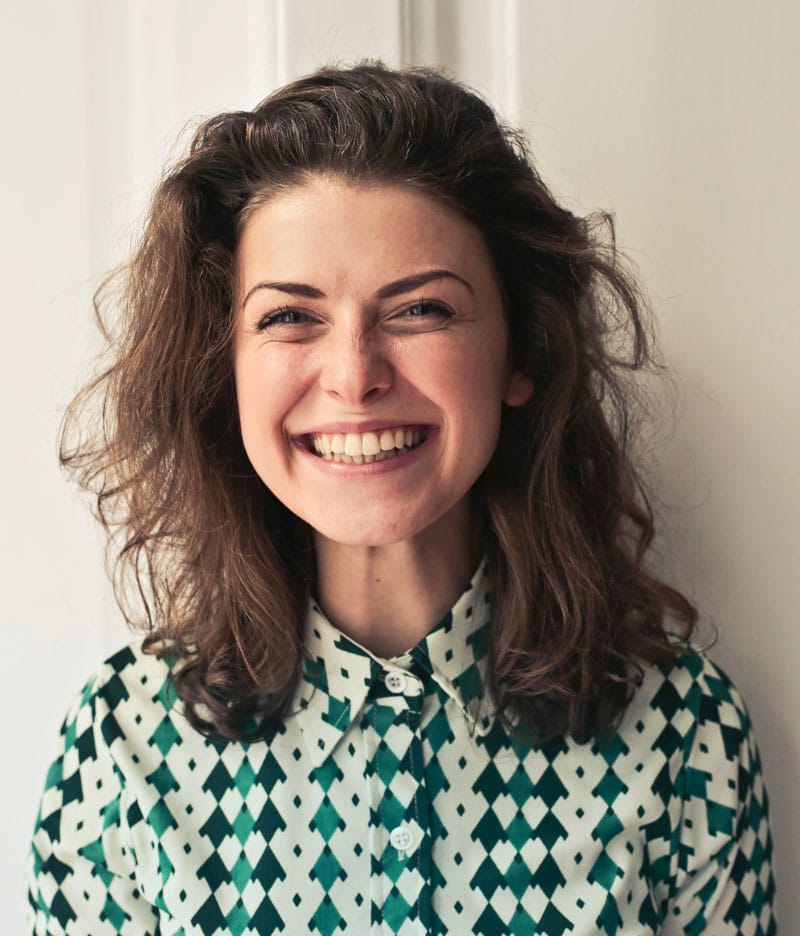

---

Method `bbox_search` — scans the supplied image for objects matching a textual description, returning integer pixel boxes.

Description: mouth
[304,426,429,464]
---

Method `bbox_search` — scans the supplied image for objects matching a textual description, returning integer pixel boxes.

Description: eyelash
[255,306,309,331]
[401,299,451,319]
[254,298,452,332]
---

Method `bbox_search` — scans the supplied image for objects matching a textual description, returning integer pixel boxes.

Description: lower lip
[296,430,437,476]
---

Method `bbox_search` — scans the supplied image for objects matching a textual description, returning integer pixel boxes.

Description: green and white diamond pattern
[29,564,776,934]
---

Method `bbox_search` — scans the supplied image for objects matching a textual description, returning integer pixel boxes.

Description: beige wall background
[3,1,796,928]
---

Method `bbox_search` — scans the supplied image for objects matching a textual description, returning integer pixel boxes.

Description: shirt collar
[291,560,494,768]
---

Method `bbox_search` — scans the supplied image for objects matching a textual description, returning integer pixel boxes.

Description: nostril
[319,344,394,403]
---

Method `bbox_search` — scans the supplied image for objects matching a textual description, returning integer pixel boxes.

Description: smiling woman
[234,181,531,571]
[233,180,533,656]
[28,64,776,934]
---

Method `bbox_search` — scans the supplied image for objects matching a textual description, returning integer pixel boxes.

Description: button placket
[363,668,431,934]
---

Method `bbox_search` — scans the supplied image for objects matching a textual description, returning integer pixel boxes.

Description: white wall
[507,6,799,912]
[4,1,795,928]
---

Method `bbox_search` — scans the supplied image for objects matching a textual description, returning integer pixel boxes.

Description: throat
[312,531,475,658]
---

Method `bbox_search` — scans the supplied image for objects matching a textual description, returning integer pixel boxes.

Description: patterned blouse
[28,563,776,934]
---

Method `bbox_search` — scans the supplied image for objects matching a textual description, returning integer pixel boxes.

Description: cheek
[431,354,508,465]
[235,347,289,415]
[233,362,260,436]
[438,341,510,411]
[234,357,282,455]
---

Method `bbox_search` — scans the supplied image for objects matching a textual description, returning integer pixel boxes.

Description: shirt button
[384,671,407,694]
[389,824,414,851]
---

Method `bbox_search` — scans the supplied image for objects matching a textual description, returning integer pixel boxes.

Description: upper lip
[294,420,433,436]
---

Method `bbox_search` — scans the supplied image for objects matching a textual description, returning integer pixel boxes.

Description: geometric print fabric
[29,562,776,934]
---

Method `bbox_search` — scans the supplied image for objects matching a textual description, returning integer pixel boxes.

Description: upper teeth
[312,427,421,459]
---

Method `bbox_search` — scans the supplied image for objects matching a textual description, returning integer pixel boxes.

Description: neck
[313,503,477,658]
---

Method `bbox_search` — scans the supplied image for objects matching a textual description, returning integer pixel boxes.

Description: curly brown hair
[62,62,696,743]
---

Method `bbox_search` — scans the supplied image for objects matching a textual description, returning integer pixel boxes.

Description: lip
[295,420,433,437]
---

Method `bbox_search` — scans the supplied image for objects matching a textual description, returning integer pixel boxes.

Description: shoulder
[29,641,177,932]
[69,638,176,708]
[626,645,754,743]
[34,640,190,840]
[620,646,768,825]
[615,655,776,930]
[59,639,181,755]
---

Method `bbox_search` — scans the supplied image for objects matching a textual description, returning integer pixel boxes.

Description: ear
[503,370,534,407]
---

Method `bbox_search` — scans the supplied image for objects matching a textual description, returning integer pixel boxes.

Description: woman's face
[233,177,533,549]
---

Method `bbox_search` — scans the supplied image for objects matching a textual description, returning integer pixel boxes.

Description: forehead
[235,177,497,297]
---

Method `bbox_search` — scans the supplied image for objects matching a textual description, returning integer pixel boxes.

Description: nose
[318,327,393,405]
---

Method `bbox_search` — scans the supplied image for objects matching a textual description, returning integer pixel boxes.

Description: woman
[28,63,776,934]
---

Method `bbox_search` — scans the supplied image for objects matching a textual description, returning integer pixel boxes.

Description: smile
[308,426,427,464]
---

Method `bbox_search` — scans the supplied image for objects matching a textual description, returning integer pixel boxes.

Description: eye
[389,299,454,332]
[256,307,311,331]
[402,299,450,318]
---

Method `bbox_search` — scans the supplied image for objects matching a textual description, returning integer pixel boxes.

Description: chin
[314,525,423,550]
[308,499,469,552]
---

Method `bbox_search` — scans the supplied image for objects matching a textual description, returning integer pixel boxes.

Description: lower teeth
[317,443,421,463]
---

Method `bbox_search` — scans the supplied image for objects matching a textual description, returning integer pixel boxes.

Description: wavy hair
[62,62,696,743]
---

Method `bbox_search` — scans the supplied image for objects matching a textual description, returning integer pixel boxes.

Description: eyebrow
[240,269,473,310]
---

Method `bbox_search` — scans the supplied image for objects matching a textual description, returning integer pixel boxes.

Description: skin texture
[234,178,533,656]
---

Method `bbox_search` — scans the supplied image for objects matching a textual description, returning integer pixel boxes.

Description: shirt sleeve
[659,658,777,936]
[27,673,160,935]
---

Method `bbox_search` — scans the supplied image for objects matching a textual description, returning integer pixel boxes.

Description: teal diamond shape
[383,887,412,931]
[225,898,250,936]
[232,852,253,893]
[313,798,342,842]
[374,745,401,785]
[234,759,256,795]
[310,894,344,936]
[151,717,181,757]
[233,806,255,844]
[312,845,344,891]
[506,812,533,850]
